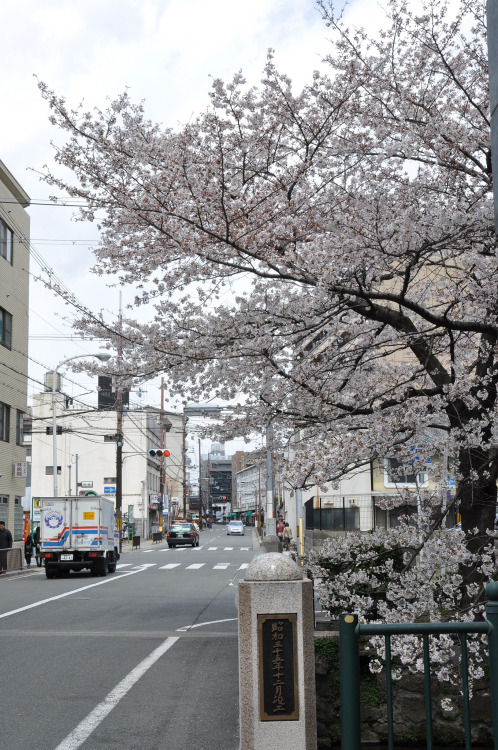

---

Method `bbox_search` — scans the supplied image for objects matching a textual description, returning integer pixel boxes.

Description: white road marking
[186,563,205,569]
[224,547,234,551]
[133,563,156,569]
[159,563,181,570]
[53,637,178,750]
[208,547,218,550]
[176,618,237,632]
[238,563,249,570]
[213,563,230,570]
[241,547,250,551]
[0,569,142,620]
[116,563,133,569]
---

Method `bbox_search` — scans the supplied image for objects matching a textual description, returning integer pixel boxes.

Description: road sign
[104,486,116,495]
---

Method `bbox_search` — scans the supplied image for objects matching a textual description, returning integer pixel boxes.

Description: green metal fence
[339,581,498,750]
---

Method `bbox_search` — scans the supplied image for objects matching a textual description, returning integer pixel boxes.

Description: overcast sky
[1,0,372,452]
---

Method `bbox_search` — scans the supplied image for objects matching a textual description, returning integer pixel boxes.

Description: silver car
[227,520,245,535]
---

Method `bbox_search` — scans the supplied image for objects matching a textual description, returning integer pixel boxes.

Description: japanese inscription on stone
[258,614,299,721]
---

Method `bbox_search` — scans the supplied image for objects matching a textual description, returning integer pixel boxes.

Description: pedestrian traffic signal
[149,449,170,457]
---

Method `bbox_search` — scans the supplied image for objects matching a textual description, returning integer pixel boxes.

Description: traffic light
[149,449,170,457]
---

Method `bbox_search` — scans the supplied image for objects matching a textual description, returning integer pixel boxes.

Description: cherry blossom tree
[38,0,496,600]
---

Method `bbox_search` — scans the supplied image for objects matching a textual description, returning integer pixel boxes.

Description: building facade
[29,378,183,537]
[0,160,30,540]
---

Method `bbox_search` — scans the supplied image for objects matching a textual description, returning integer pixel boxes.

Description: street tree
[38,0,496,599]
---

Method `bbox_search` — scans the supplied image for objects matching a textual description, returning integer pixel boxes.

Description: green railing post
[485,581,498,750]
[340,613,361,750]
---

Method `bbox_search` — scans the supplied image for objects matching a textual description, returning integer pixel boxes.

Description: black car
[166,523,199,548]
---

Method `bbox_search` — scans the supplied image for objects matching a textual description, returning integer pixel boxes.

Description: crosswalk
[143,546,251,552]
[117,562,250,572]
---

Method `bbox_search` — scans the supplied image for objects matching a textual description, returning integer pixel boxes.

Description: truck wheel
[99,557,108,577]
[45,565,56,579]
[108,553,117,573]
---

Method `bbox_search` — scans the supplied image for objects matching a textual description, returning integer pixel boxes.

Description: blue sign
[104,486,116,495]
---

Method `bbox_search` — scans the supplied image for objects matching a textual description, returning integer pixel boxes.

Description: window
[384,457,428,488]
[14,497,21,506]
[0,308,12,349]
[16,410,24,445]
[46,426,62,435]
[103,476,117,483]
[0,403,10,442]
[45,466,61,475]
[0,496,8,505]
[0,219,13,264]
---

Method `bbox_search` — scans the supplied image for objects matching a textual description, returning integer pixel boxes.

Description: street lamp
[52,353,111,497]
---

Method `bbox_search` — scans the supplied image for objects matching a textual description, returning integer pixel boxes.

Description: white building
[234,463,264,524]
[29,377,183,537]
[0,160,30,540]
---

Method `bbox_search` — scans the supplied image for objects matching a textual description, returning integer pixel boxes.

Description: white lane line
[238,563,249,570]
[133,563,157,569]
[159,563,181,570]
[116,563,133,569]
[53,637,178,750]
[213,563,230,570]
[0,569,142,620]
[207,547,218,550]
[241,547,250,551]
[176,618,237,632]
[224,547,234,551]
[186,563,205,569]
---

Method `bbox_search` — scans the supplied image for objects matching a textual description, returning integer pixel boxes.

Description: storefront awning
[245,510,254,516]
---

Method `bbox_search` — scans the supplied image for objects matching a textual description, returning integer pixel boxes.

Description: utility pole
[115,294,123,553]
[265,423,275,535]
[160,377,165,532]
[198,438,202,522]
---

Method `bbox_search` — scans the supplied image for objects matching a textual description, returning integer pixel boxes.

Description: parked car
[227,520,245,536]
[167,523,200,548]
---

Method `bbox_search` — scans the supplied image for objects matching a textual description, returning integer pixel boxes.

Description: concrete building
[0,160,30,540]
[29,378,183,537]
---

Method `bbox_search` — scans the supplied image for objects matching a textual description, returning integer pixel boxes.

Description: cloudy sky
[1,0,370,448]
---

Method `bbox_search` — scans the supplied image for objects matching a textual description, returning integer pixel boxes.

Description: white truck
[39,496,120,579]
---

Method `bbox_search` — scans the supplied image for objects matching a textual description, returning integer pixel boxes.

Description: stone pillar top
[244,551,304,581]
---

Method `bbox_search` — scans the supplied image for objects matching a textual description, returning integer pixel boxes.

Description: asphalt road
[0,526,258,750]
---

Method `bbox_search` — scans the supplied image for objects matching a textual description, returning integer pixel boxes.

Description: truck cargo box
[39,496,119,578]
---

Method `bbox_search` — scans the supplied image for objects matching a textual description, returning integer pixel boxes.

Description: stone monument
[238,552,317,749]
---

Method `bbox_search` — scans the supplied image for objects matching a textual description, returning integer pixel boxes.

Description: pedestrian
[0,520,13,575]
[276,516,285,543]
[33,526,42,567]
[24,534,33,568]
[282,522,293,551]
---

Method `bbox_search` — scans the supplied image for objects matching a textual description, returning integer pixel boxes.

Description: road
[0,526,257,750]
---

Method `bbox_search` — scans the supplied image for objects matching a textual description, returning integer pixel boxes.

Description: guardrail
[339,581,498,750]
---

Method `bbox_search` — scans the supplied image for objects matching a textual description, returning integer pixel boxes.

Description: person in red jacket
[276,517,285,542]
